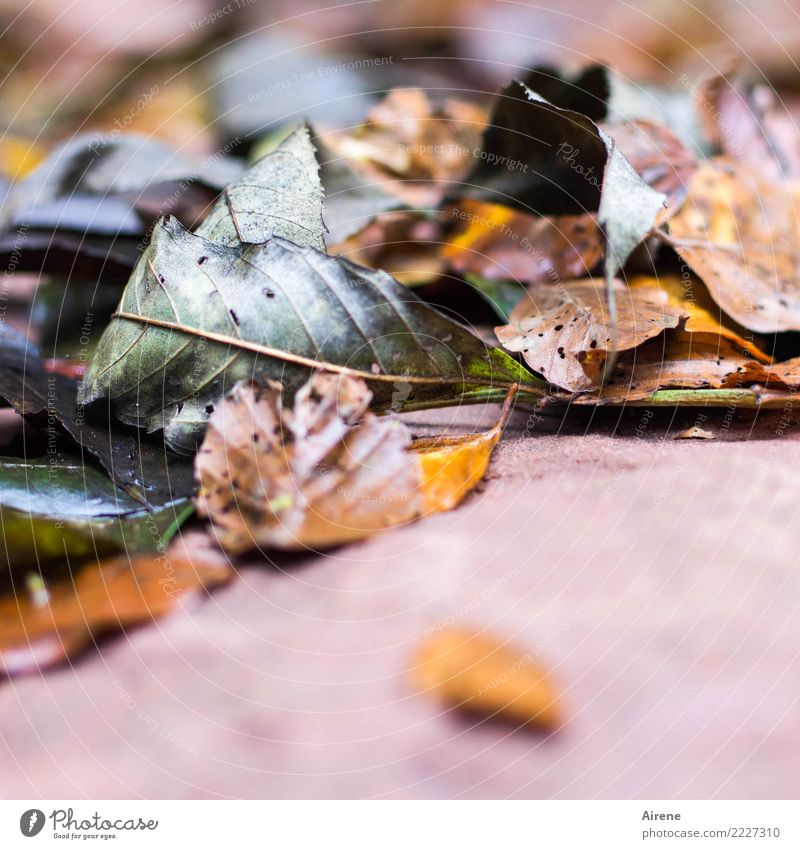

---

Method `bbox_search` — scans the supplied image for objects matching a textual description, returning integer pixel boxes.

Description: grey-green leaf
[194,124,325,250]
[80,217,542,454]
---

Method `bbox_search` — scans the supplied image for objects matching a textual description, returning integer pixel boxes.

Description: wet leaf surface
[0,455,190,570]
[0,324,195,504]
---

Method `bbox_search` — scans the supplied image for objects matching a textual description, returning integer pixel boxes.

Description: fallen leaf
[316,132,407,246]
[0,133,241,279]
[455,80,666,292]
[600,119,698,220]
[697,72,800,179]
[411,629,561,731]
[320,88,487,207]
[442,199,603,285]
[0,532,231,677]
[80,216,541,454]
[673,426,715,440]
[572,333,774,404]
[627,274,771,362]
[664,159,800,332]
[412,384,517,512]
[495,278,687,391]
[329,212,445,285]
[463,275,529,322]
[195,125,325,250]
[0,324,196,504]
[0,455,191,570]
[195,374,516,552]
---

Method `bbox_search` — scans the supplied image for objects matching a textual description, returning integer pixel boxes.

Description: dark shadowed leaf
[457,80,665,309]
[0,324,195,504]
[0,455,190,571]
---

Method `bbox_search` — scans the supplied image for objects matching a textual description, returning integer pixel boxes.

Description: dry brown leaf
[573,333,772,403]
[442,199,602,284]
[666,159,800,332]
[673,426,715,440]
[697,73,800,180]
[601,119,698,221]
[0,532,231,677]
[573,332,775,404]
[329,212,445,285]
[495,278,687,391]
[196,374,515,553]
[320,89,487,207]
[412,629,561,731]
[627,274,772,362]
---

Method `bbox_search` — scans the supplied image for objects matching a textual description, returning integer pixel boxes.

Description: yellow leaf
[413,385,516,513]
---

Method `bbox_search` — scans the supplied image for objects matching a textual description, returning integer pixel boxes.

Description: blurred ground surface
[1,402,799,799]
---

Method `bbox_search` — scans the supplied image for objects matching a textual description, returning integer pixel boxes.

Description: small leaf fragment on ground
[411,629,562,731]
[673,426,715,440]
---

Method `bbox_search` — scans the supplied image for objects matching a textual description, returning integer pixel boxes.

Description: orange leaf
[412,629,562,731]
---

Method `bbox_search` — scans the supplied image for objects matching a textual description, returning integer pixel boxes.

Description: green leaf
[0,455,189,570]
[80,217,543,454]
[195,124,325,250]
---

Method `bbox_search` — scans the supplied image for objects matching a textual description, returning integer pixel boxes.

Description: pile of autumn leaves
[6,64,800,699]
[190,69,800,554]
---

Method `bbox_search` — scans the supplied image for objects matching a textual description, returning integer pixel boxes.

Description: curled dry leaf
[320,88,487,207]
[0,532,232,677]
[665,159,800,333]
[411,629,561,731]
[442,199,603,285]
[627,274,771,362]
[195,374,515,553]
[495,278,687,391]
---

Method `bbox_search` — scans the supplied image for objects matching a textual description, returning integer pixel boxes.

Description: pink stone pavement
[2,403,799,799]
